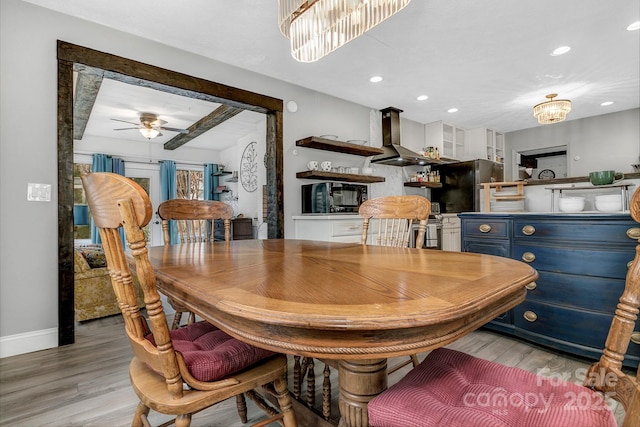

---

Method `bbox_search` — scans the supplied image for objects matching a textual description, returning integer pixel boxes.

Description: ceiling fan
[111,112,189,140]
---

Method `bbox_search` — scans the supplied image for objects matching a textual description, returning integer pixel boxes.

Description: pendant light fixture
[278,0,411,63]
[533,93,572,124]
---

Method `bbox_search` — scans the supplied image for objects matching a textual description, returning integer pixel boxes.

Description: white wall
[505,109,640,179]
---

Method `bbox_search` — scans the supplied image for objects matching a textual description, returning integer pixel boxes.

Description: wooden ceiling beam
[164,104,244,150]
[73,66,104,140]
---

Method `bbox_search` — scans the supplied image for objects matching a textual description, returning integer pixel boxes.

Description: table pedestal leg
[337,358,387,427]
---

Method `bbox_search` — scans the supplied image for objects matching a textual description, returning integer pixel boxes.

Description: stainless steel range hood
[370,107,433,167]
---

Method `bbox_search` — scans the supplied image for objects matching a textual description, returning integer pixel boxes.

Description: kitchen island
[459,211,639,368]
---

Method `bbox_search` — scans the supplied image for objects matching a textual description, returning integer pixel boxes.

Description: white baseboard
[0,327,58,358]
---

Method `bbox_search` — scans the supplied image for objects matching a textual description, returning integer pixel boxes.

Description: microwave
[301,183,368,214]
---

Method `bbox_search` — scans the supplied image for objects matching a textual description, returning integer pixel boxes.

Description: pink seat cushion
[145,321,275,382]
[368,348,616,427]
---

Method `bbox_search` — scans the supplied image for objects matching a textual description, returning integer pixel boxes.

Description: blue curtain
[90,154,113,243]
[160,160,178,244]
[90,154,126,244]
[204,163,220,201]
[112,157,125,175]
[203,163,220,239]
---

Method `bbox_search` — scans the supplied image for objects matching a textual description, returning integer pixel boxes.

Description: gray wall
[505,108,640,179]
[0,0,376,356]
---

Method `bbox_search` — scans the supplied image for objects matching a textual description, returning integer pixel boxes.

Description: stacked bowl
[595,195,622,212]
[558,196,585,213]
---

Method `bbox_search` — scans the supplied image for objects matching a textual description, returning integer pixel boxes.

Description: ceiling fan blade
[151,119,167,126]
[160,126,189,134]
[110,118,140,126]
[113,127,139,131]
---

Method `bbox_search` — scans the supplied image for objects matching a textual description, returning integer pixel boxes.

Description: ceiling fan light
[533,93,572,124]
[139,127,160,139]
[279,0,411,63]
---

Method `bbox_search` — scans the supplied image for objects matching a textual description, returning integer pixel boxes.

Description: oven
[410,201,443,249]
[410,214,443,250]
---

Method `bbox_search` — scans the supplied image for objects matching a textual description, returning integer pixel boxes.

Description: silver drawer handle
[631,332,640,345]
[525,281,537,291]
[479,224,492,233]
[522,225,536,236]
[523,310,538,322]
[522,252,536,263]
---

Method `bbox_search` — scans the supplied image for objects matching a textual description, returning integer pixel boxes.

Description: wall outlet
[27,183,51,202]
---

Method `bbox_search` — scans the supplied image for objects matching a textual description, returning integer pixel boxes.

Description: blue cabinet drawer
[514,300,639,367]
[513,243,632,279]
[463,239,510,258]
[526,271,626,313]
[514,218,638,245]
[462,219,511,239]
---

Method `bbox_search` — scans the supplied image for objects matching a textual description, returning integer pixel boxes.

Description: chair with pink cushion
[81,172,297,427]
[368,188,640,427]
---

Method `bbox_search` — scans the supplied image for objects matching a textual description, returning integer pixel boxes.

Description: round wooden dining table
[144,239,538,427]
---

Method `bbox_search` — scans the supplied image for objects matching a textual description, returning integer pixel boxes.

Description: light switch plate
[27,183,52,202]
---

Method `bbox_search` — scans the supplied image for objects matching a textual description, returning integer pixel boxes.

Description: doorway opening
[58,41,284,345]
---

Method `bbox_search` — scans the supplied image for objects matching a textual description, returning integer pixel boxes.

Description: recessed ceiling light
[417,95,429,101]
[551,46,571,56]
[447,108,458,113]
[369,76,383,83]
[601,101,614,106]
[627,21,640,31]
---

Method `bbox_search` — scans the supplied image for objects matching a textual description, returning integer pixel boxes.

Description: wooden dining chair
[157,199,233,329]
[81,172,296,427]
[293,195,431,422]
[359,195,430,250]
[368,190,640,427]
[360,195,431,372]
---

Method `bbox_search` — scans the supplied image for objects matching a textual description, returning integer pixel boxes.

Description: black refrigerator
[431,159,504,213]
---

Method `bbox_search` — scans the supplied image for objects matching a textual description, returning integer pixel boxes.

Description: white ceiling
[81,77,265,149]
[25,0,640,145]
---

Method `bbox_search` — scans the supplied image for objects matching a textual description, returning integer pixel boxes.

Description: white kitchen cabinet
[424,121,466,161]
[293,215,363,243]
[441,214,461,252]
[467,128,504,163]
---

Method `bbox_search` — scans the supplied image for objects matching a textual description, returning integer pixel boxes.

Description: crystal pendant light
[278,0,411,63]
[533,94,572,124]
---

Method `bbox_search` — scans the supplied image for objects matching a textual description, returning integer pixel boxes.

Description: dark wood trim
[58,41,282,113]
[57,40,284,345]
[58,58,75,346]
[164,104,244,150]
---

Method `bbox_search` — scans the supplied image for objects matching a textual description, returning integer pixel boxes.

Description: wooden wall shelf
[404,182,443,189]
[296,171,385,183]
[296,136,384,157]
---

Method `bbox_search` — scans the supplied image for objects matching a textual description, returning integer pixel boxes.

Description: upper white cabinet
[467,128,505,163]
[424,121,466,161]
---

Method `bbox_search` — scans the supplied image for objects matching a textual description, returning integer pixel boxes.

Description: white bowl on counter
[558,196,585,212]
[595,194,622,212]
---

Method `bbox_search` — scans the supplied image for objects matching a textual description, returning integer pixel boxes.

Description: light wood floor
[0,315,630,426]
